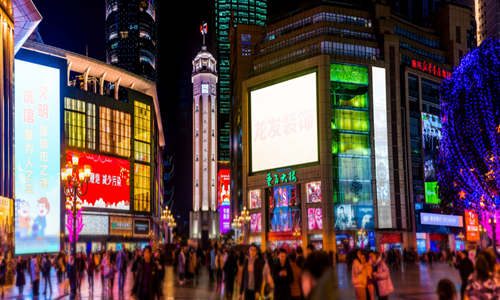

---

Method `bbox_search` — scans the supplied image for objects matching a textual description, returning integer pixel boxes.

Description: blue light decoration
[437,38,500,242]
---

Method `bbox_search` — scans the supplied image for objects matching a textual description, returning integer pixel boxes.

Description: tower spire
[200,22,207,49]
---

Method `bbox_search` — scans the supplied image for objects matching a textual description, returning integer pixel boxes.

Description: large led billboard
[422,113,442,204]
[217,169,230,208]
[14,59,61,254]
[219,203,231,234]
[250,72,318,172]
[66,151,130,210]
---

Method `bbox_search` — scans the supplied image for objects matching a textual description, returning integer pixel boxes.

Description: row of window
[321,41,379,59]
[265,12,372,41]
[400,42,445,64]
[394,26,440,49]
[64,98,152,162]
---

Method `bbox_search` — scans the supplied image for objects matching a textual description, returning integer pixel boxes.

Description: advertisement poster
[307,208,323,230]
[334,204,356,230]
[422,113,442,204]
[14,59,61,254]
[218,169,230,208]
[465,210,480,241]
[65,214,108,236]
[356,206,374,229]
[250,213,262,233]
[219,203,231,234]
[66,151,130,210]
[268,185,300,232]
[306,181,322,203]
[356,230,375,250]
[249,190,261,209]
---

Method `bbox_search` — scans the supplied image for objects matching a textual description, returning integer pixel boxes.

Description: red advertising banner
[66,151,130,210]
[218,169,230,208]
[465,210,480,242]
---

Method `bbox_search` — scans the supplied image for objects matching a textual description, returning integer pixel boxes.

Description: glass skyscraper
[214,0,267,162]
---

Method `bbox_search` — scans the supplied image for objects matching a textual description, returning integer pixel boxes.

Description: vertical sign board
[372,66,392,228]
[14,59,61,254]
[465,210,480,242]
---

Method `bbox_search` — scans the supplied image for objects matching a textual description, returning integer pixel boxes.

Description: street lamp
[231,215,242,243]
[61,153,91,256]
[161,207,177,243]
[240,207,251,244]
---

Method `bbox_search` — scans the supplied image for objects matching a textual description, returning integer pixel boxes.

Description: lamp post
[161,207,177,243]
[61,153,91,256]
[241,207,251,244]
[231,215,241,243]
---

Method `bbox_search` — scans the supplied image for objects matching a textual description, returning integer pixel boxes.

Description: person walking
[209,247,216,282]
[41,254,52,295]
[352,250,368,300]
[153,249,165,300]
[223,249,238,300]
[30,255,40,297]
[454,250,474,300]
[76,253,85,294]
[289,251,303,300]
[103,254,116,298]
[437,279,457,300]
[15,256,26,297]
[67,254,77,300]
[370,251,393,300]
[87,253,95,294]
[0,253,6,298]
[178,245,186,285]
[215,249,224,292]
[116,248,128,292]
[240,244,264,300]
[465,249,500,300]
[132,246,159,300]
[272,248,293,300]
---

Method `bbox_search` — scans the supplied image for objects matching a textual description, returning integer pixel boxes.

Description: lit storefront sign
[268,185,300,232]
[14,58,61,255]
[306,181,321,203]
[66,151,130,210]
[219,203,230,234]
[250,213,262,233]
[134,219,150,236]
[307,208,323,230]
[411,59,451,79]
[217,169,230,208]
[65,214,108,236]
[372,66,392,228]
[266,170,297,187]
[422,113,442,204]
[109,216,132,236]
[249,190,262,209]
[465,210,480,241]
[420,212,463,227]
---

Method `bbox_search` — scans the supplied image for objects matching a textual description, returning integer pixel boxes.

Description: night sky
[32,0,300,230]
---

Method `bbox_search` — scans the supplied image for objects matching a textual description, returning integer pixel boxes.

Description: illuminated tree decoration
[437,38,500,241]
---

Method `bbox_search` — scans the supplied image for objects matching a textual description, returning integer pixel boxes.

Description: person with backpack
[41,254,52,295]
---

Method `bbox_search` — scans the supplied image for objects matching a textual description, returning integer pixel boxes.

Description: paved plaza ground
[0,262,461,299]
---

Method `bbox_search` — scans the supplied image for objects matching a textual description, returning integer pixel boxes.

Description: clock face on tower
[202,84,209,94]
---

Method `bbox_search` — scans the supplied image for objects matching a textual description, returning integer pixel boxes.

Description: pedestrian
[301,251,338,300]
[41,254,52,295]
[56,252,66,284]
[178,245,186,285]
[366,253,375,300]
[153,249,165,300]
[76,253,85,293]
[261,251,274,300]
[117,248,128,292]
[223,249,238,300]
[0,253,6,298]
[188,248,197,283]
[215,249,224,292]
[30,255,40,297]
[87,253,95,293]
[67,254,77,300]
[209,247,216,282]
[465,249,500,300]
[369,251,394,300]
[437,278,457,300]
[15,256,26,297]
[272,248,293,300]
[103,253,116,298]
[454,250,474,300]
[352,250,368,300]
[132,246,159,300]
[288,251,302,300]
[240,244,264,300]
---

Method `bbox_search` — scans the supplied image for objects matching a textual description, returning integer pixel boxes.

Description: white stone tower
[190,24,219,240]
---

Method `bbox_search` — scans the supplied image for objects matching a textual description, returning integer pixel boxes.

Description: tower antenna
[200,22,207,47]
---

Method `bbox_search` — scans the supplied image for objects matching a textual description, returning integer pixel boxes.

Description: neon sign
[266,170,297,187]
[411,59,451,79]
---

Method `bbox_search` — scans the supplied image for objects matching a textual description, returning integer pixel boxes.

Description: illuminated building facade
[190,43,219,240]
[105,0,157,80]
[235,2,474,252]
[474,0,500,44]
[15,40,165,252]
[214,0,267,162]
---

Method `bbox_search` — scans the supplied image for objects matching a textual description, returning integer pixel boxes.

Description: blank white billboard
[250,72,318,173]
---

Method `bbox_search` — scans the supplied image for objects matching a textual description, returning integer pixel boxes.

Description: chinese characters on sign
[266,170,297,187]
[14,59,61,255]
[465,210,480,242]
[411,59,451,79]
[219,204,231,234]
[252,110,315,142]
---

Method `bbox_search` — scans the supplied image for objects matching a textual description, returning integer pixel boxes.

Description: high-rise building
[190,39,219,240]
[214,0,267,162]
[105,0,157,80]
[474,0,500,44]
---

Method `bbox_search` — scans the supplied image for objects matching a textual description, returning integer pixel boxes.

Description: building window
[134,101,151,163]
[134,163,150,212]
[99,107,131,157]
[242,48,251,56]
[108,32,118,40]
[456,26,461,44]
[119,31,129,38]
[110,55,118,63]
[64,98,96,150]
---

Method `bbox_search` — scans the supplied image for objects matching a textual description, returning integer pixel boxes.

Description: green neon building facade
[214,0,267,162]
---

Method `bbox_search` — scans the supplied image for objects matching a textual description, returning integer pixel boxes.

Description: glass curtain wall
[331,64,374,231]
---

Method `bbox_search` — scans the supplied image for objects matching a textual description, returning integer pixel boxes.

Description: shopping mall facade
[13,40,165,254]
[233,2,478,254]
